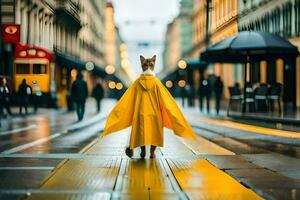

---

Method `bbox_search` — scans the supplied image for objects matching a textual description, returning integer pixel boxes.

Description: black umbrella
[201,31,299,63]
[200,31,299,113]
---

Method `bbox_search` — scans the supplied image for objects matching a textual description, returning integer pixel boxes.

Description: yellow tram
[13,44,56,106]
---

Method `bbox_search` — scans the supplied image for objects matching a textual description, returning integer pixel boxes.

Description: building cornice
[212,15,238,35]
[239,0,291,26]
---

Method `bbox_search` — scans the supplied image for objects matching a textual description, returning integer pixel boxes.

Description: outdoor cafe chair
[268,83,282,114]
[241,86,256,113]
[227,87,243,115]
[254,84,269,112]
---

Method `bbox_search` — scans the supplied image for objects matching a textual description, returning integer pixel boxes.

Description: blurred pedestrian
[180,86,187,107]
[198,76,211,113]
[0,77,12,117]
[18,79,32,115]
[32,80,42,113]
[214,76,223,115]
[66,91,74,111]
[71,72,88,121]
[188,85,195,107]
[92,80,104,113]
[184,84,193,107]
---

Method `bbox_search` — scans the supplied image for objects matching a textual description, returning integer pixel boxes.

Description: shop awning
[92,65,106,78]
[55,52,86,71]
[55,51,107,78]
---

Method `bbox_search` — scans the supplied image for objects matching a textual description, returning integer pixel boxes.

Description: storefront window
[16,64,30,74]
[33,64,47,74]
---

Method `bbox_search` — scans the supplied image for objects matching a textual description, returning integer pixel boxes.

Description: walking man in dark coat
[92,80,104,113]
[18,79,32,115]
[0,77,12,117]
[214,76,224,115]
[71,73,88,121]
[198,77,211,113]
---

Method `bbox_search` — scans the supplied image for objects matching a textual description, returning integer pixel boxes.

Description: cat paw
[125,147,133,158]
[140,151,146,159]
[150,153,156,159]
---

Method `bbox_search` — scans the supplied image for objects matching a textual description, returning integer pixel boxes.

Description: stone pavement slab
[258,189,300,200]
[243,153,300,171]
[22,130,263,200]
[204,155,260,170]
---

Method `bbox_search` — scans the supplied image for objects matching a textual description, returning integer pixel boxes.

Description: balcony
[54,0,81,31]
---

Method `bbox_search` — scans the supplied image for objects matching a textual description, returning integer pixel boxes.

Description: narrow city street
[1,0,300,199]
[0,99,299,200]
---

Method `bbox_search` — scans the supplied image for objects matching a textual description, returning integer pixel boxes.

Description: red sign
[2,24,20,43]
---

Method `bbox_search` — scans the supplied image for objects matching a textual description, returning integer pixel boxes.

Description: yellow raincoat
[102,74,196,149]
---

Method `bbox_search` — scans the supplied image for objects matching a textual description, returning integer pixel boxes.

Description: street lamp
[205,0,212,46]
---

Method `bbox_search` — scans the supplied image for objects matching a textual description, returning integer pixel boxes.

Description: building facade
[179,0,194,58]
[208,0,240,98]
[239,0,300,107]
[0,0,107,106]
[191,0,207,58]
[105,2,134,86]
[79,0,106,67]
[188,0,241,98]
[163,18,180,72]
[163,0,194,72]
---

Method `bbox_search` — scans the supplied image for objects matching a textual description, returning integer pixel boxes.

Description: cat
[125,55,157,159]
[140,55,156,71]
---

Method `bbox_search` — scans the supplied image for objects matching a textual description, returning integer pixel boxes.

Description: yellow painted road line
[121,159,177,199]
[189,115,300,139]
[168,159,264,200]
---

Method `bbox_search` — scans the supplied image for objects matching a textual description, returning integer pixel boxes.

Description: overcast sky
[111,0,180,76]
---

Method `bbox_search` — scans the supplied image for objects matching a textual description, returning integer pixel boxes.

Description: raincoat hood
[138,75,156,91]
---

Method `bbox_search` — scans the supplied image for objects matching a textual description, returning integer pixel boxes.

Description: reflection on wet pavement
[1,100,300,199]
[23,130,263,200]
[169,159,263,200]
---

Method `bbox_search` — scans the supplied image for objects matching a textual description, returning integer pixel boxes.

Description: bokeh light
[116,82,123,90]
[165,80,173,88]
[178,59,187,69]
[120,43,126,51]
[105,65,116,74]
[108,81,116,89]
[178,80,186,87]
[85,61,94,71]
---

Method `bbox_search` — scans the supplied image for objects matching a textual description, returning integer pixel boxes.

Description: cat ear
[140,55,146,63]
[151,55,156,62]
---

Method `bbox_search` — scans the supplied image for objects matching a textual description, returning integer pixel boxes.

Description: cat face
[140,55,156,71]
